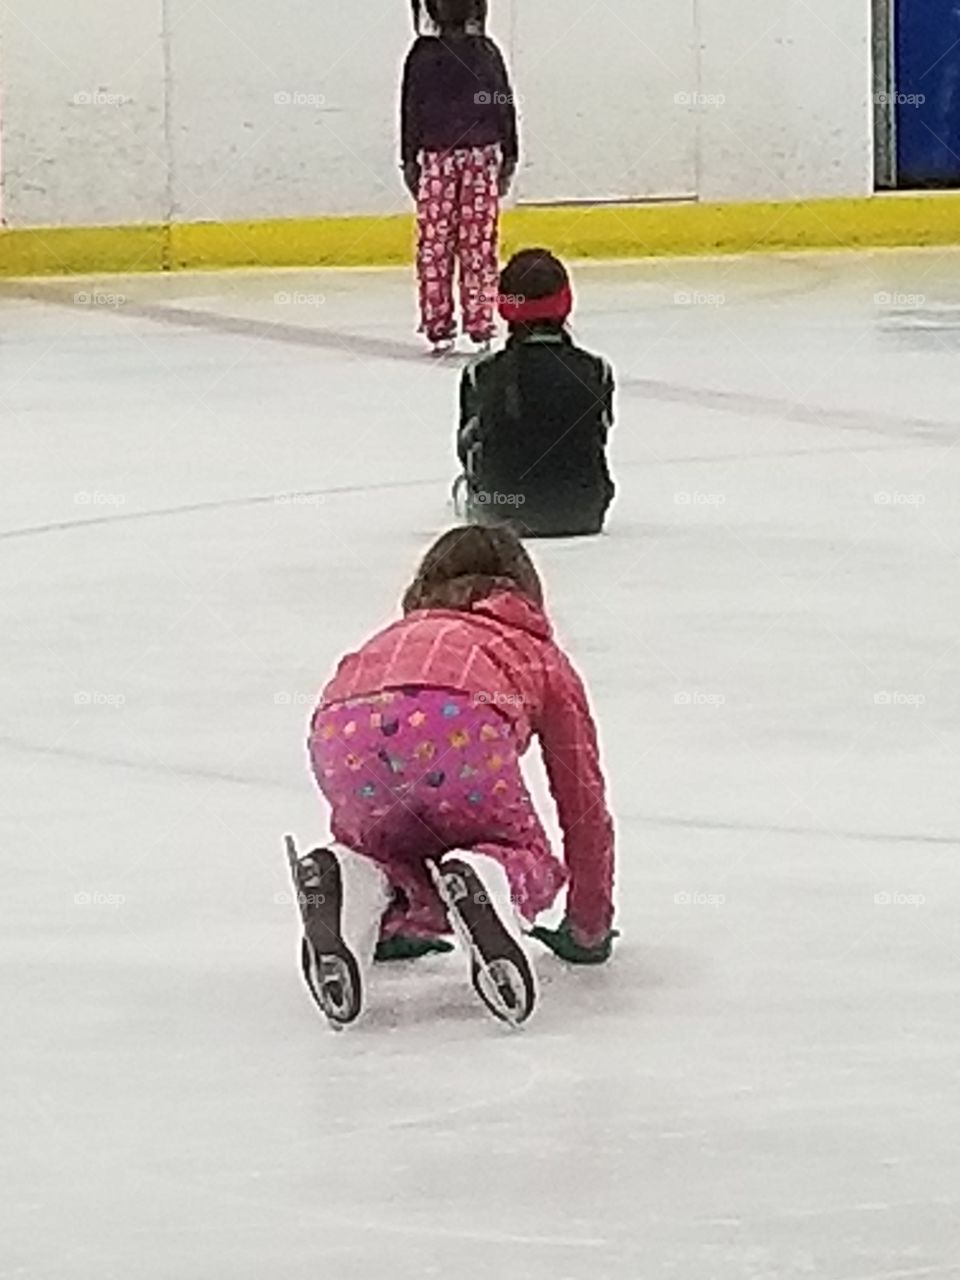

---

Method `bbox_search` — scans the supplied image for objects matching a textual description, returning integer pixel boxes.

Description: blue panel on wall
[895,0,960,185]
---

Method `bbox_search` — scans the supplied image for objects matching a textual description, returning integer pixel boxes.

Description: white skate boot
[429,850,537,1027]
[285,836,390,1030]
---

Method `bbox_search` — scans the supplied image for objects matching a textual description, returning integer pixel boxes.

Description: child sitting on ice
[456,249,616,537]
[288,524,617,1028]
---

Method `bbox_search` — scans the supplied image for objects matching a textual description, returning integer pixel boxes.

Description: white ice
[2,251,959,1280]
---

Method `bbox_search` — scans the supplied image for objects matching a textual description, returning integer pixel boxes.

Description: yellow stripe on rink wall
[3,194,960,277]
[0,223,168,277]
[505,193,960,259]
[171,214,415,269]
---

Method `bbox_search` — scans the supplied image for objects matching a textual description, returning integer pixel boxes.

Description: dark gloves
[529,918,618,965]
[402,160,421,199]
[498,159,516,199]
[375,935,454,962]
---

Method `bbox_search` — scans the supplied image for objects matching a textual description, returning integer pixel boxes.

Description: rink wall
[1,0,957,275]
[0,0,871,228]
[4,195,960,277]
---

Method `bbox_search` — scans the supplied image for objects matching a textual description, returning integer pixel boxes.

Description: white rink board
[0,0,871,225]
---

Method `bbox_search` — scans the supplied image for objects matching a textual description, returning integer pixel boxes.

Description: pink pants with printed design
[309,688,567,940]
[416,145,501,342]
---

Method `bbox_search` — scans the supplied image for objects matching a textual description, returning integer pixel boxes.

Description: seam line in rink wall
[2,195,960,277]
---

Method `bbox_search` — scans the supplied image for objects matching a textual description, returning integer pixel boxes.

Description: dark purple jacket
[401,34,518,164]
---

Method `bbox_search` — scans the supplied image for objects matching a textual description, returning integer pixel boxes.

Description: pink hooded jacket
[317,591,615,941]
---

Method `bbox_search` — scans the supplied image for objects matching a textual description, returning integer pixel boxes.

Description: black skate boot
[468,331,494,355]
[428,334,456,357]
[428,850,537,1027]
[285,836,388,1031]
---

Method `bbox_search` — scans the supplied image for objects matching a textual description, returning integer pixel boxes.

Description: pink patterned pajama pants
[309,688,567,940]
[416,145,501,343]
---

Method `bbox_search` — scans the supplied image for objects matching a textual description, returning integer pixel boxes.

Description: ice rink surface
[2,250,960,1279]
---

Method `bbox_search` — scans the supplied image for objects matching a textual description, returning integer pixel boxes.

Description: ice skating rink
[3,250,960,1280]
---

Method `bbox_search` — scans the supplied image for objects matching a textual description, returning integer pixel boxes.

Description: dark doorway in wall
[880,0,960,188]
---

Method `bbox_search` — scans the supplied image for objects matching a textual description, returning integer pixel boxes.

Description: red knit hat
[497,249,573,327]
[498,284,573,325]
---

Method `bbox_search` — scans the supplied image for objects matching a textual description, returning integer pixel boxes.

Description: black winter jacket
[401,34,518,163]
[458,330,615,537]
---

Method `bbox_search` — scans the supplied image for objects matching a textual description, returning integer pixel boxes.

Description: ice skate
[429,335,456,357]
[469,332,494,355]
[285,836,389,1030]
[451,472,470,516]
[428,850,537,1026]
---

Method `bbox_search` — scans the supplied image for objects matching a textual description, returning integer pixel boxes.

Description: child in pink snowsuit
[305,526,616,1022]
[401,0,518,350]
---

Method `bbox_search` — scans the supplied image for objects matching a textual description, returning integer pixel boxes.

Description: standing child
[289,525,616,1029]
[402,0,519,353]
[457,248,616,536]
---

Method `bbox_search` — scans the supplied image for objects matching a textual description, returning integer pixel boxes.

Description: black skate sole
[432,858,536,1026]
[289,843,363,1028]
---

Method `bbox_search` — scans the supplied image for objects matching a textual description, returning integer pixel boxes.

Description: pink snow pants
[416,145,501,342]
[309,688,567,940]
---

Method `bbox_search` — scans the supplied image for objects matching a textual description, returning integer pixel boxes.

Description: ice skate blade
[301,941,361,1030]
[451,474,469,518]
[428,858,536,1027]
[284,833,299,873]
[474,958,528,1029]
[286,839,366,1030]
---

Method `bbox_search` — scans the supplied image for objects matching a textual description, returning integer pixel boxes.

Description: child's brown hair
[402,524,544,614]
